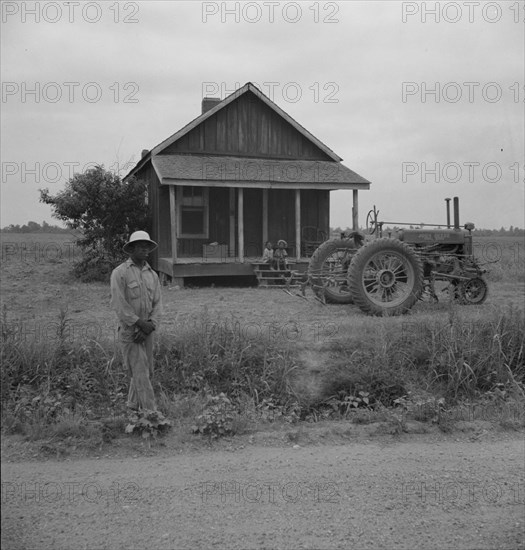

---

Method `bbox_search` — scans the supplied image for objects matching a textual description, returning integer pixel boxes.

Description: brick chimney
[141,149,149,158]
[201,97,221,114]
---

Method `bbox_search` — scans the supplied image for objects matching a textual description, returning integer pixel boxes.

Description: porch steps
[251,262,305,288]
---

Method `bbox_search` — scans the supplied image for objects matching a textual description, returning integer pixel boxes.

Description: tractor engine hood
[396,229,465,245]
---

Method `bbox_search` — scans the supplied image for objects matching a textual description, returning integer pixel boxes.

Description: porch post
[238,187,244,262]
[262,188,268,249]
[295,189,301,260]
[352,189,359,231]
[229,188,235,257]
[169,185,177,261]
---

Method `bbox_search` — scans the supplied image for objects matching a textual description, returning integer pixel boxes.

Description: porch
[155,183,361,283]
[158,255,310,286]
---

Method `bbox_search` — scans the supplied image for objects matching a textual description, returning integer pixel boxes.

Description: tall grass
[299,304,524,413]
[153,312,299,405]
[1,306,126,436]
[1,305,523,439]
[0,309,301,437]
[417,305,524,399]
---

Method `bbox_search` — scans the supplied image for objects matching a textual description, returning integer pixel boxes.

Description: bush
[40,166,150,282]
[72,248,121,283]
[192,393,237,438]
[125,409,171,440]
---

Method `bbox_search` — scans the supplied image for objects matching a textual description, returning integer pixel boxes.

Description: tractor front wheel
[347,238,424,316]
[457,277,488,305]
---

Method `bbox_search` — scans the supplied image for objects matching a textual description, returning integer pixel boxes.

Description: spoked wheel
[366,206,380,235]
[308,238,362,304]
[457,277,488,305]
[347,238,424,316]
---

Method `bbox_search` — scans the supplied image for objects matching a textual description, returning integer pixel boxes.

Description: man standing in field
[110,231,162,411]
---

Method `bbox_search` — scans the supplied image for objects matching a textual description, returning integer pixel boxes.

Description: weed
[192,393,237,439]
[125,409,172,440]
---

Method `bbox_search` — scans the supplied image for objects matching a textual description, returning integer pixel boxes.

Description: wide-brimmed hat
[277,239,287,247]
[123,231,158,254]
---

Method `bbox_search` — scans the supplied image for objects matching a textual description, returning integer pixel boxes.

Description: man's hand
[135,319,155,335]
[133,328,147,344]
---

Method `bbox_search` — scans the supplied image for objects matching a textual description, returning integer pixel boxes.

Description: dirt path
[2,433,524,550]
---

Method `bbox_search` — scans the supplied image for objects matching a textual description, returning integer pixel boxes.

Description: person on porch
[272,239,289,271]
[262,241,274,264]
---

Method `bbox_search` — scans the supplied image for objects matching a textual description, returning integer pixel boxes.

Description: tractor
[307,197,489,315]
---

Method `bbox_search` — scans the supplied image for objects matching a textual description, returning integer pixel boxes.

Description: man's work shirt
[110,259,162,342]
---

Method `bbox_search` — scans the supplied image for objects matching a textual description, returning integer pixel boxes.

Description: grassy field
[1,232,522,334]
[472,235,524,282]
[1,232,523,352]
[1,232,524,443]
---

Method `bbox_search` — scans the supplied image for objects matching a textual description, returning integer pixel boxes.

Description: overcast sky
[1,0,523,230]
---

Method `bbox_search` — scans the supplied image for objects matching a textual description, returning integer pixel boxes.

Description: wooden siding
[161,91,333,161]
[135,163,162,270]
[267,189,296,255]
[177,238,207,257]
[243,189,263,257]
[301,189,329,239]
[209,187,230,245]
[158,184,171,258]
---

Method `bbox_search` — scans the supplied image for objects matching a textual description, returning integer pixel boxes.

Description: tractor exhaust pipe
[445,198,451,228]
[453,196,460,229]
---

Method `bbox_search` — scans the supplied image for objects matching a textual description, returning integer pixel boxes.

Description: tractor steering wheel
[366,206,380,235]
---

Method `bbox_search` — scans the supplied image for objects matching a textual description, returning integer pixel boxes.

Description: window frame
[177,186,209,239]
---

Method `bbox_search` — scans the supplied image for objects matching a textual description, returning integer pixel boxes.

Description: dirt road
[2,432,524,550]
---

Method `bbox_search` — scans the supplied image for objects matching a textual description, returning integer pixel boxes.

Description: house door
[243,188,263,258]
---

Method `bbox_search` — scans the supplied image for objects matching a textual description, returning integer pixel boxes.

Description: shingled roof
[151,154,370,189]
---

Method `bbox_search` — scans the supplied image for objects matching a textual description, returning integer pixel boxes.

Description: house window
[177,186,209,238]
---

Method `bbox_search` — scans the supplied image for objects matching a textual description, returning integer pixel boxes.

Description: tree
[26,221,40,232]
[40,166,150,281]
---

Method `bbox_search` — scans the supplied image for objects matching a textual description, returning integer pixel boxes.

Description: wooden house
[124,82,370,285]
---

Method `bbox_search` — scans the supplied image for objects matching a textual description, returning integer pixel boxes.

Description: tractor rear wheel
[347,238,424,316]
[308,238,361,304]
